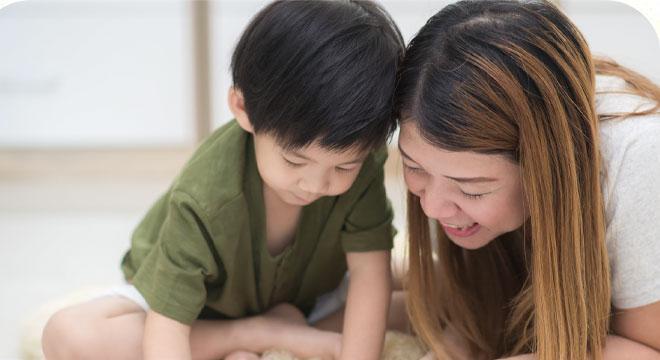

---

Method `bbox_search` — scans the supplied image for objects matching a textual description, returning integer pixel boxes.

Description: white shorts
[99,273,349,324]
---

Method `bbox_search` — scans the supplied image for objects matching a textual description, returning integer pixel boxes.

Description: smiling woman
[398,124,526,250]
[394,0,660,359]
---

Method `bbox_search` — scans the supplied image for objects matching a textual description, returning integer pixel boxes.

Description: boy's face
[252,133,368,206]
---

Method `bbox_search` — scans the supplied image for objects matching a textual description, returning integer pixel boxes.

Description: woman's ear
[228,87,254,133]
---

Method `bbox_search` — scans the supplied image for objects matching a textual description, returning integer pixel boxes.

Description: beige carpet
[260,331,426,360]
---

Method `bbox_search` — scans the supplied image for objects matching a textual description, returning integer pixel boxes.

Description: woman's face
[398,122,528,249]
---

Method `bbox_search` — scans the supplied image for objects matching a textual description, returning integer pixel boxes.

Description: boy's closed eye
[282,147,366,172]
[335,164,360,173]
[283,156,305,167]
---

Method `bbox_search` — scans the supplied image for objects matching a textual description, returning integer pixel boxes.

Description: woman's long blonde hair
[396,1,660,359]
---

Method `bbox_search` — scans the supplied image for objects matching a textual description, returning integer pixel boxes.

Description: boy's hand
[244,303,340,360]
[264,304,341,360]
[264,303,307,326]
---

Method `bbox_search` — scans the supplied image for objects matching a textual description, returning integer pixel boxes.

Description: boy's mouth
[292,192,318,204]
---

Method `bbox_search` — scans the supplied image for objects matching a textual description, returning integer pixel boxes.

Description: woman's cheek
[403,174,424,197]
[469,204,507,230]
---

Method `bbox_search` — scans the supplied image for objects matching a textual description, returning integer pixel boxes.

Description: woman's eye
[403,163,423,173]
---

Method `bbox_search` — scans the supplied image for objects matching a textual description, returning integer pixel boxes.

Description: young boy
[42,1,404,359]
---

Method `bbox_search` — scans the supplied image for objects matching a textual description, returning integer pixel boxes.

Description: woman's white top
[597,74,660,309]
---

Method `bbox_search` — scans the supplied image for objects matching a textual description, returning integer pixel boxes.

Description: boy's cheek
[338,174,363,195]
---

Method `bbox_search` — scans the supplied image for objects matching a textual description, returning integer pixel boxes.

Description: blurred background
[1,0,658,358]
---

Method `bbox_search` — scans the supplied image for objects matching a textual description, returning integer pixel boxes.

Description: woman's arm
[498,335,660,360]
[612,300,660,352]
[341,250,392,360]
[602,335,660,359]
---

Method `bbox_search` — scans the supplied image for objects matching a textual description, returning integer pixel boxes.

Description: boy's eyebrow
[289,151,313,161]
[338,157,366,166]
[398,143,498,184]
[288,150,366,165]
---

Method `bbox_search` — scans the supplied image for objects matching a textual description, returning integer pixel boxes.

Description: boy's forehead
[286,141,369,163]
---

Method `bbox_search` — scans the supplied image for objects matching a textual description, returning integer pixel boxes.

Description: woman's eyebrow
[444,175,499,184]
[397,143,416,162]
[399,143,498,184]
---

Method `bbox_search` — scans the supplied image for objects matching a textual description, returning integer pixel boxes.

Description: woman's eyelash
[402,161,488,199]
[462,192,484,200]
[403,163,423,173]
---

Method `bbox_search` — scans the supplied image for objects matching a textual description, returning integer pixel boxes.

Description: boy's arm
[341,250,391,360]
[144,310,192,360]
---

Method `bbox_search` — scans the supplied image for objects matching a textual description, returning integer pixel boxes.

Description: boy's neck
[262,183,303,257]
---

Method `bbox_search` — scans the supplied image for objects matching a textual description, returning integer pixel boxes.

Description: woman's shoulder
[598,99,659,192]
[596,74,660,155]
[599,109,660,150]
[595,74,658,120]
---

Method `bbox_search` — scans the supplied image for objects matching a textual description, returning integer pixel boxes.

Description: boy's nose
[300,177,330,195]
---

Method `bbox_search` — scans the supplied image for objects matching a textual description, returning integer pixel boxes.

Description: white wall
[210,0,659,128]
[564,0,660,83]
[1,0,657,148]
[0,0,196,148]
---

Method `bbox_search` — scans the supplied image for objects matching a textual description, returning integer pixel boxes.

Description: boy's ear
[228,87,254,133]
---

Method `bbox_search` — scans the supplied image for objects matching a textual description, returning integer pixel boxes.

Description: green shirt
[121,120,394,325]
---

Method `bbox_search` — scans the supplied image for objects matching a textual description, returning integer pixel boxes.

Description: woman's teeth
[443,222,476,231]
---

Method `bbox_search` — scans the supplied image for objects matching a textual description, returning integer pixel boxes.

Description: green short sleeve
[340,165,395,252]
[131,190,225,325]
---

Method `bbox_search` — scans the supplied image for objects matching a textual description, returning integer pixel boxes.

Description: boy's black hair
[231,0,404,152]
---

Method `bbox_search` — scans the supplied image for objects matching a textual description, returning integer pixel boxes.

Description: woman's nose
[421,186,459,220]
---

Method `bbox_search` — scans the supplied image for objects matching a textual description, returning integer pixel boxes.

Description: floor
[0,149,407,359]
[0,178,169,359]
